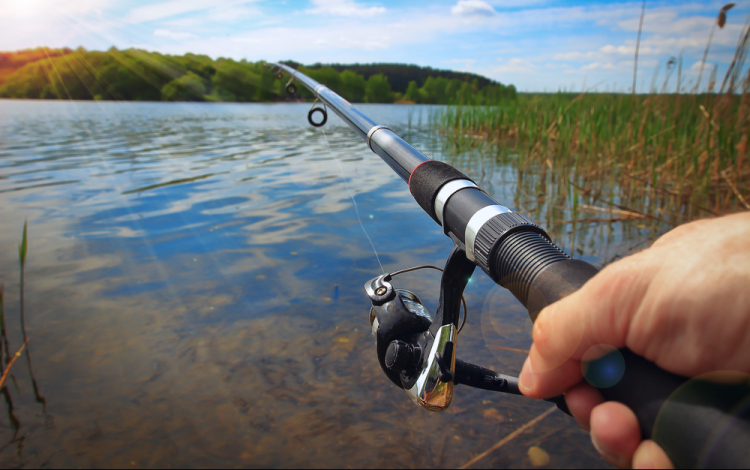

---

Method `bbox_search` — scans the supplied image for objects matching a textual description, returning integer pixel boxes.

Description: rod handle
[488,231,750,469]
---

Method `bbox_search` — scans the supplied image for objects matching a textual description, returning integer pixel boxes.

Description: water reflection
[0,100,612,467]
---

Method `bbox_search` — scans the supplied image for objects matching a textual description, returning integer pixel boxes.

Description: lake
[0,100,653,468]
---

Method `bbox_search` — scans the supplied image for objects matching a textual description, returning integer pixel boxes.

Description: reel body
[366,274,458,411]
[365,245,570,413]
[365,246,474,411]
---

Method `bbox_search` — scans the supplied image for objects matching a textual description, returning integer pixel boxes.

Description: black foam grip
[599,350,750,469]
[408,161,472,223]
[652,377,750,468]
[490,231,750,468]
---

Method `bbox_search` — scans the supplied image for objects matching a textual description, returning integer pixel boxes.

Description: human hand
[517,212,750,468]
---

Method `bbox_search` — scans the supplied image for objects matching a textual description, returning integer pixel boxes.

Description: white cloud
[451,0,496,17]
[581,61,615,71]
[485,0,547,7]
[495,57,535,74]
[190,19,423,59]
[555,43,666,62]
[229,37,261,44]
[127,0,212,22]
[156,5,260,28]
[307,0,386,18]
[154,29,198,40]
[126,0,254,23]
[205,5,260,23]
[617,9,713,35]
[552,50,590,61]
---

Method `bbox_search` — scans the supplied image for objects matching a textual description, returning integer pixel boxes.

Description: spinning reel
[365,246,568,413]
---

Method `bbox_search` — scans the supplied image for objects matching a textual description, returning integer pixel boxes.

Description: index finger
[519,255,651,398]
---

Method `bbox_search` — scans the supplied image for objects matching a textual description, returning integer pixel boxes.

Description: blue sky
[1,0,749,92]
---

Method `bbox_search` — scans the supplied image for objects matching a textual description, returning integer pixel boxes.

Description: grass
[438,5,750,227]
[18,220,26,343]
[0,220,46,444]
[0,284,8,361]
[440,90,749,224]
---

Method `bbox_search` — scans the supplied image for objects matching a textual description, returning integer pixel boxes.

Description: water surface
[0,100,647,468]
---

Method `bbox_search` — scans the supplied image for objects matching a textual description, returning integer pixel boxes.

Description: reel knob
[385,340,420,373]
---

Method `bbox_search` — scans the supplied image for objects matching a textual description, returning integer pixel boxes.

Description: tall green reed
[18,220,26,342]
[0,284,7,361]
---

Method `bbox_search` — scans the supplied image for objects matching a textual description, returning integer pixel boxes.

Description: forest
[0,47,516,104]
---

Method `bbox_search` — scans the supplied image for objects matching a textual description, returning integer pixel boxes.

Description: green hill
[0,47,75,86]
[0,47,516,104]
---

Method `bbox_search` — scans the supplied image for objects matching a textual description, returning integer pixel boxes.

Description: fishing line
[321,128,385,274]
[321,126,467,332]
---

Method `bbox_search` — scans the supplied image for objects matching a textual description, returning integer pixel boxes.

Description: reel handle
[490,232,750,469]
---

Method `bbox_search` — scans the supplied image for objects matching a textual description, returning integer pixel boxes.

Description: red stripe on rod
[408,160,431,192]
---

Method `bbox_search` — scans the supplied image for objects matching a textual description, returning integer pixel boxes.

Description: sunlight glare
[7,0,46,16]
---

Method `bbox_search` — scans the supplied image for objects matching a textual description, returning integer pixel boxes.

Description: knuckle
[533,305,556,346]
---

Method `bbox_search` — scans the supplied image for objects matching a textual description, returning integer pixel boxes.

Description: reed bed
[439,88,750,226]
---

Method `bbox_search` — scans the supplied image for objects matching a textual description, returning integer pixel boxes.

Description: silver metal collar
[465,205,512,262]
[434,179,478,227]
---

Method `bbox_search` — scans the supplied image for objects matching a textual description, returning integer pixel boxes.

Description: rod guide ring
[308,107,328,127]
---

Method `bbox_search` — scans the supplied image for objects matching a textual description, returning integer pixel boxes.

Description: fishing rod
[268,62,750,468]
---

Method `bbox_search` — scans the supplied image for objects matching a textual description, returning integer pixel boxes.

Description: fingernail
[633,443,655,469]
[519,356,535,393]
[571,403,591,431]
[591,433,629,468]
[590,432,607,456]
[633,441,667,469]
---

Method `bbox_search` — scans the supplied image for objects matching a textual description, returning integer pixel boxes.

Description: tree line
[302,62,499,94]
[0,47,516,104]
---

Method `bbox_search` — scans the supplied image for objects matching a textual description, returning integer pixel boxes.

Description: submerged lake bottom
[0,100,657,468]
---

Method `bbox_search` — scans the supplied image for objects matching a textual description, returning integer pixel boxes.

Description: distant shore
[0,47,516,105]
